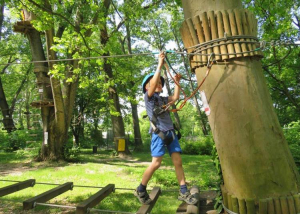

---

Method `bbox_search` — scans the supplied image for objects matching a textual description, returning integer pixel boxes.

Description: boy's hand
[174,74,182,82]
[158,52,165,69]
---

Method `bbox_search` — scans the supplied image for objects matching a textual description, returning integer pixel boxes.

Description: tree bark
[100,0,130,156]
[181,0,300,202]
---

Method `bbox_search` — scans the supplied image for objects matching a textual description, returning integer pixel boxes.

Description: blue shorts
[151,130,182,157]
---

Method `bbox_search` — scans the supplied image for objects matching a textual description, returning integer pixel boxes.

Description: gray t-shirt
[144,92,174,133]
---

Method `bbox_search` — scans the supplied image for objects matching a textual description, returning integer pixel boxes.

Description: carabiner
[207,53,215,68]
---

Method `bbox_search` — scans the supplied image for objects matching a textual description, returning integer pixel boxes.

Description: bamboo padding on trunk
[293,194,300,213]
[287,196,296,214]
[267,198,275,214]
[241,10,254,56]
[234,9,249,57]
[193,15,207,65]
[228,9,242,57]
[245,10,258,55]
[216,11,228,60]
[186,18,201,67]
[246,199,256,214]
[280,197,289,214]
[231,195,239,213]
[200,12,213,56]
[227,193,233,211]
[180,21,197,69]
[207,11,221,61]
[180,8,262,70]
[221,185,229,214]
[274,198,282,214]
[238,198,247,214]
[259,199,268,214]
[221,10,235,59]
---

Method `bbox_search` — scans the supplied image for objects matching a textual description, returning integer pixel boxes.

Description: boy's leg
[141,156,163,185]
[171,152,185,185]
[171,152,198,205]
[135,156,163,205]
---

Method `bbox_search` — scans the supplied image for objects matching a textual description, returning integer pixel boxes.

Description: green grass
[0,149,218,213]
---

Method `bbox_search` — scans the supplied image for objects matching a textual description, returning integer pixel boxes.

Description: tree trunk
[125,22,143,151]
[130,100,143,151]
[100,0,130,156]
[181,0,300,207]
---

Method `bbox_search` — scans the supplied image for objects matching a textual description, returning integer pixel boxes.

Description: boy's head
[142,73,165,93]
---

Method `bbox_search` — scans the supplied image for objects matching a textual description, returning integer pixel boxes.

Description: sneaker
[178,190,198,205]
[134,188,152,205]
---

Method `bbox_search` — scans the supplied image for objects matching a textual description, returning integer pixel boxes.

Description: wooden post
[136,187,161,214]
[0,179,35,197]
[23,182,73,210]
[76,184,114,214]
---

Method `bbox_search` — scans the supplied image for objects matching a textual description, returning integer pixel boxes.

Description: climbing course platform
[0,179,218,214]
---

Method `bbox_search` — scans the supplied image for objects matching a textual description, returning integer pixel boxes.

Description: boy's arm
[168,74,182,103]
[147,52,165,97]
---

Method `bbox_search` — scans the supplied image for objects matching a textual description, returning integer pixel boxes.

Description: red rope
[163,61,214,112]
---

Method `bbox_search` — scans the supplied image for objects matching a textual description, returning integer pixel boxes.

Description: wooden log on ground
[0,179,35,197]
[136,187,161,214]
[23,182,73,210]
[76,184,114,214]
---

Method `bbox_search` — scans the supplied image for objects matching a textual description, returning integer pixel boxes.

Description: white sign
[200,90,211,116]
[44,132,48,145]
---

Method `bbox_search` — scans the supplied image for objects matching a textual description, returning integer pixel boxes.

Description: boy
[134,52,197,205]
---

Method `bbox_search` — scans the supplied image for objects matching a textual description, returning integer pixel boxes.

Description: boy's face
[145,78,163,92]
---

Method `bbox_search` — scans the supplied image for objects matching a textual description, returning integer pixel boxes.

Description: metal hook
[207,53,215,68]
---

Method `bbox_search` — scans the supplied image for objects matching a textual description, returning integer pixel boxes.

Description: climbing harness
[147,95,179,145]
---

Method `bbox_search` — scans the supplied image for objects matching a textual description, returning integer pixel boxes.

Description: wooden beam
[23,182,73,210]
[0,179,35,197]
[136,187,161,214]
[76,184,115,214]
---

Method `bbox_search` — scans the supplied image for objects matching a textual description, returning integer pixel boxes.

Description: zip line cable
[0,39,299,66]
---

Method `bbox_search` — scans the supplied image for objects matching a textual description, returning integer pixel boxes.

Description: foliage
[180,136,214,155]
[283,121,300,170]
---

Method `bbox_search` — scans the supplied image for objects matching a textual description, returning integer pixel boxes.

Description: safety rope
[89,208,136,214]
[162,53,215,112]
[35,202,76,209]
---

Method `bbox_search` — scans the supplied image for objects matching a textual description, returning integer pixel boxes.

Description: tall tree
[181,0,300,209]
